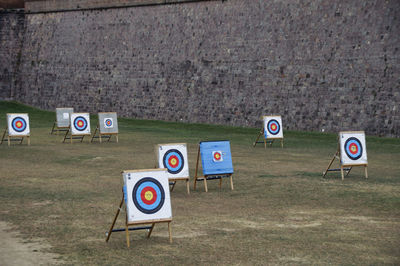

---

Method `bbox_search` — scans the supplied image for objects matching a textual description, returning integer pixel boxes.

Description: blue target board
[200,141,234,175]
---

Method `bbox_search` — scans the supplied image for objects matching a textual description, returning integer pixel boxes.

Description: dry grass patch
[0,101,399,265]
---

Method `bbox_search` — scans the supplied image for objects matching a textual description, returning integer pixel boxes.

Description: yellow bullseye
[16,122,22,128]
[145,191,153,201]
[171,158,177,165]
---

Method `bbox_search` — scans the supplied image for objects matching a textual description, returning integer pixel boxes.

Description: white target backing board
[7,113,30,136]
[156,143,189,179]
[123,169,172,223]
[98,112,118,134]
[263,116,283,139]
[70,113,91,135]
[56,108,74,128]
[339,131,368,166]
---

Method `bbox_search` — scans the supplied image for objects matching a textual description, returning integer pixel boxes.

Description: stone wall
[0,9,24,100]
[2,0,400,137]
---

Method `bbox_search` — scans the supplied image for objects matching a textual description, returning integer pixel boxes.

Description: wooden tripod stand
[106,189,172,247]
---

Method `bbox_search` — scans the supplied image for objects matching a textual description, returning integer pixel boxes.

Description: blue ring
[73,116,88,131]
[344,137,362,160]
[11,117,27,132]
[105,119,113,127]
[132,177,165,214]
[267,119,280,135]
[163,149,184,174]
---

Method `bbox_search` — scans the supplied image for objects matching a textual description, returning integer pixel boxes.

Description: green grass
[0,101,400,265]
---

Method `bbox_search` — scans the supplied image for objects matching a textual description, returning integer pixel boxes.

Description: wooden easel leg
[168,222,172,243]
[125,213,130,248]
[170,181,176,192]
[8,135,10,146]
[253,129,262,147]
[80,135,84,143]
[340,166,344,180]
[204,177,208,192]
[345,167,352,177]
[281,139,284,148]
[20,137,24,145]
[50,121,56,134]
[116,134,119,143]
[99,134,102,143]
[230,174,234,190]
[27,136,30,146]
[264,138,267,149]
[323,151,338,178]
[63,130,69,143]
[186,179,190,195]
[364,166,368,179]
[125,224,130,248]
[0,129,6,144]
[147,223,155,238]
[219,177,222,189]
[106,196,124,242]
[193,145,200,190]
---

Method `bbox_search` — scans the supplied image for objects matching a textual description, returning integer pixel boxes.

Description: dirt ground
[0,222,62,265]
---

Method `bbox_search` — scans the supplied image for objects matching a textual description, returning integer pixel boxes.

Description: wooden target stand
[106,188,172,248]
[168,177,190,194]
[193,145,234,192]
[1,127,30,146]
[253,128,283,148]
[50,122,69,135]
[62,129,90,143]
[90,123,118,143]
[323,143,368,180]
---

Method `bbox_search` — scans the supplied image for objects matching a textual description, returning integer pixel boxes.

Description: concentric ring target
[213,151,222,162]
[344,137,363,160]
[132,177,165,214]
[104,118,113,128]
[162,149,184,174]
[267,119,280,135]
[11,117,27,132]
[73,116,88,131]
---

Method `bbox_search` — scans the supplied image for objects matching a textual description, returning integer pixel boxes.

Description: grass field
[0,101,399,265]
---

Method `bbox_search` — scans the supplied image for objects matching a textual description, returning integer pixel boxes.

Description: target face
[157,144,189,178]
[123,169,172,223]
[104,118,113,128]
[163,149,184,174]
[12,117,27,132]
[267,120,280,135]
[263,116,283,139]
[344,137,363,160]
[56,108,74,127]
[70,113,90,135]
[339,131,368,165]
[7,113,30,136]
[74,116,88,131]
[132,177,165,214]
[212,151,223,162]
[98,112,118,134]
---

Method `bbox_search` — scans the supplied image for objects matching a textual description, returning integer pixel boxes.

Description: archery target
[123,169,172,223]
[200,141,234,175]
[263,116,283,139]
[339,131,368,165]
[157,143,189,178]
[98,112,118,134]
[132,177,165,214]
[56,108,73,127]
[104,118,113,128]
[7,113,30,136]
[70,113,91,135]
[212,151,223,162]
